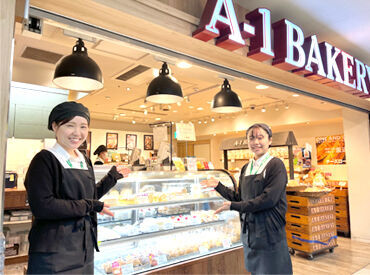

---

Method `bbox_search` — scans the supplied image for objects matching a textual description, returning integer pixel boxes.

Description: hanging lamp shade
[146,62,183,104]
[212,79,242,113]
[53,38,103,91]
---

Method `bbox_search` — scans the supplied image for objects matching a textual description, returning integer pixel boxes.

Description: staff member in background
[201,123,292,275]
[24,101,130,274]
[94,145,108,165]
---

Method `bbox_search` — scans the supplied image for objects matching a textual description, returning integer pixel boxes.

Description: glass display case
[93,167,242,274]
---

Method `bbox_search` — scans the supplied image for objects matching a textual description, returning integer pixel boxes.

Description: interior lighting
[144,110,148,115]
[119,113,126,116]
[155,117,161,121]
[285,104,289,109]
[292,94,300,97]
[261,107,266,112]
[212,79,242,113]
[132,120,136,124]
[53,38,103,91]
[256,84,269,90]
[211,117,215,122]
[176,61,192,69]
[197,107,204,111]
[146,62,183,103]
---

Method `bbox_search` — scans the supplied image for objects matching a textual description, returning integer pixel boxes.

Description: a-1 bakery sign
[192,0,370,99]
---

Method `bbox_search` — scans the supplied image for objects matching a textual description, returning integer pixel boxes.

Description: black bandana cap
[48,101,90,130]
[94,145,107,155]
[246,123,272,138]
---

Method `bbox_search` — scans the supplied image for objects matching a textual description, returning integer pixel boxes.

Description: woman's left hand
[214,201,231,214]
[100,203,114,217]
[116,165,131,177]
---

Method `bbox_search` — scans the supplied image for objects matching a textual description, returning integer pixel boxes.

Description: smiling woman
[24,101,131,274]
[201,122,292,275]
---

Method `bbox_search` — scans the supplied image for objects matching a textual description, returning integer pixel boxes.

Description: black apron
[240,166,292,275]
[27,165,96,274]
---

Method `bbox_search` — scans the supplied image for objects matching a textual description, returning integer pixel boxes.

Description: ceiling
[12,5,348,127]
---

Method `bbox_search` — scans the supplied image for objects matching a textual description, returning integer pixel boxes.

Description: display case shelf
[99,220,225,247]
[110,197,224,211]
[3,219,32,225]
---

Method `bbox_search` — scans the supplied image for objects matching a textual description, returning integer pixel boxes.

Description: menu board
[175,122,196,141]
[315,135,346,165]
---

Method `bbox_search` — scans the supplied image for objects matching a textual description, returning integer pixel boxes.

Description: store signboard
[193,0,370,99]
[175,122,196,141]
[315,135,346,165]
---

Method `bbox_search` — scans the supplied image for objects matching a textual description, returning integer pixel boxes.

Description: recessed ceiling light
[213,133,216,136]
[211,118,215,122]
[275,106,279,111]
[119,113,126,116]
[132,120,136,124]
[189,106,194,109]
[176,61,192,69]
[198,120,202,124]
[152,68,159,77]
[204,120,207,124]
[105,96,111,100]
[155,117,161,121]
[256,84,269,90]
[197,107,204,111]
[144,110,148,115]
[140,104,146,108]
[173,110,178,113]
[261,107,266,112]
[292,94,300,97]
[285,104,289,109]
[177,102,182,106]
[126,87,131,91]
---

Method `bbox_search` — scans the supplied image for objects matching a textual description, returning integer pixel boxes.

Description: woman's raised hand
[116,165,131,178]
[214,201,231,214]
[200,177,219,189]
[100,203,114,217]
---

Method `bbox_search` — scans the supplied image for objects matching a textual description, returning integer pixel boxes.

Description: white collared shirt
[47,142,88,170]
[244,152,273,177]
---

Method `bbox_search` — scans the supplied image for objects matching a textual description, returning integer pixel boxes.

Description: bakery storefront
[1,0,370,274]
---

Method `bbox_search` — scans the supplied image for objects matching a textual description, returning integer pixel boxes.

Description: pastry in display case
[93,168,242,274]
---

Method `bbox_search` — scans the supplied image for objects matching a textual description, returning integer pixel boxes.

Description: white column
[342,108,370,242]
[0,0,16,227]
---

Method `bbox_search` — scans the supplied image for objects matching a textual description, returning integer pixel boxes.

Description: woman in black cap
[24,101,130,274]
[201,123,292,275]
[94,145,108,165]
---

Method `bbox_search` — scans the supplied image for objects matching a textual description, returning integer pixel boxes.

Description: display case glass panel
[93,168,241,274]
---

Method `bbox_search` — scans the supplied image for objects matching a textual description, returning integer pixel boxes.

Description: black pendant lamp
[146,62,183,104]
[53,38,103,91]
[212,79,242,113]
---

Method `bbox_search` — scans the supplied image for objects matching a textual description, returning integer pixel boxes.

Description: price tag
[121,263,134,274]
[157,254,168,265]
[198,245,209,254]
[222,239,232,248]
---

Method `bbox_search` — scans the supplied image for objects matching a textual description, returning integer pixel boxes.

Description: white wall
[342,109,370,242]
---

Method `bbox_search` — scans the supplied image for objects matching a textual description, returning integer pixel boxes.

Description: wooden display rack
[286,193,337,259]
[329,182,350,237]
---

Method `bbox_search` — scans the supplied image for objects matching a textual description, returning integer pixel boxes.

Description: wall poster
[315,135,346,165]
